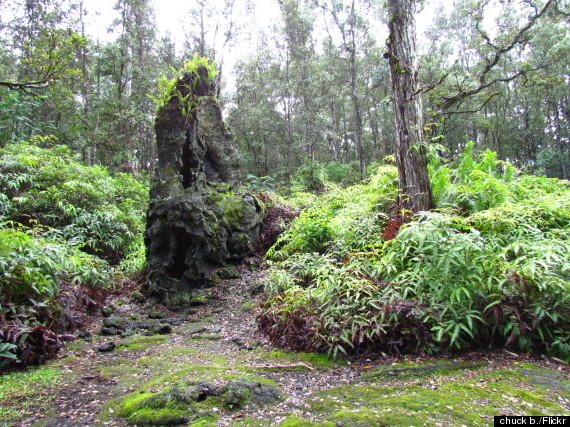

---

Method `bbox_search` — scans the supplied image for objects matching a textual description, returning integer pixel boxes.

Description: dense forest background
[1,0,570,368]
[0,0,568,183]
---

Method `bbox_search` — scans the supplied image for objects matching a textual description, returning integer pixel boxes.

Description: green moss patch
[162,347,199,357]
[362,360,484,381]
[266,350,339,369]
[515,365,570,395]
[191,333,223,341]
[117,334,169,351]
[113,378,283,425]
[302,361,570,427]
[0,365,62,424]
[275,416,334,426]
[137,364,280,392]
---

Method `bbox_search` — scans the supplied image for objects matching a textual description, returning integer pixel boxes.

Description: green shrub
[322,161,360,186]
[0,140,148,261]
[0,224,113,367]
[0,138,149,368]
[260,148,570,361]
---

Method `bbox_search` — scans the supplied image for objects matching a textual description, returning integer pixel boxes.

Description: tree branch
[442,91,500,115]
[0,80,50,98]
[438,0,556,113]
[439,65,544,112]
[554,2,570,17]
[414,73,448,96]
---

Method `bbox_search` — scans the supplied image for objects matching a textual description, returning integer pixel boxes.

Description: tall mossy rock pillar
[143,65,263,308]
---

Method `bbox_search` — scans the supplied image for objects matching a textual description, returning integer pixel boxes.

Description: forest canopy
[0,0,567,181]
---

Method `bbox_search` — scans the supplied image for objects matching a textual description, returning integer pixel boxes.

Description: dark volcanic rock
[100,327,118,336]
[150,323,173,335]
[221,379,283,408]
[97,342,116,352]
[143,65,263,308]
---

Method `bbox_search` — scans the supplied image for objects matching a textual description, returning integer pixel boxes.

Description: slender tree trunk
[386,0,432,212]
[348,0,366,181]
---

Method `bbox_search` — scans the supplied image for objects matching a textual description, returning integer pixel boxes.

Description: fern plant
[148,55,220,112]
[260,149,570,361]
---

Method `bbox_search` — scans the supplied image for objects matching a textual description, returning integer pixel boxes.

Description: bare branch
[437,0,556,113]
[442,91,500,115]
[414,73,448,96]
[438,65,543,112]
[0,80,50,94]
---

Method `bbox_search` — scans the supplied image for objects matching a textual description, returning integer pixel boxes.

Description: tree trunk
[386,0,432,212]
[348,0,366,181]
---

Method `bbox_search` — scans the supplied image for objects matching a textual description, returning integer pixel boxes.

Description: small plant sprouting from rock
[148,55,220,113]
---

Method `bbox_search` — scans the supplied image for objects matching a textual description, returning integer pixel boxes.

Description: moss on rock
[114,378,283,425]
[117,335,169,351]
[362,360,484,381]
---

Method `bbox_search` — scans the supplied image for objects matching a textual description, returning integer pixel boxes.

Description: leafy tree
[0,27,85,95]
[315,0,374,180]
[421,0,569,177]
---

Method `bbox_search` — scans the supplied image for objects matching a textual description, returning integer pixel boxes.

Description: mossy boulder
[115,379,283,425]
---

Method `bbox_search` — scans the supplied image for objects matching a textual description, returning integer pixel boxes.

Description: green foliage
[119,240,147,277]
[0,139,149,368]
[266,166,397,261]
[260,147,570,361]
[267,208,333,259]
[243,174,276,192]
[0,89,47,146]
[148,55,220,112]
[0,139,148,261]
[21,28,86,86]
[0,223,113,367]
[290,162,362,193]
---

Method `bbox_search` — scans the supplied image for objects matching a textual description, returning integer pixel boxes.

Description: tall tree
[315,0,370,180]
[183,0,251,74]
[105,0,159,170]
[386,0,432,212]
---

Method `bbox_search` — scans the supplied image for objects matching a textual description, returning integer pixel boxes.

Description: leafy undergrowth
[260,143,570,361]
[0,137,148,368]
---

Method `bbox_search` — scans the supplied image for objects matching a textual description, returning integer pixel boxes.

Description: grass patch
[0,366,62,424]
[116,334,169,351]
[266,350,339,369]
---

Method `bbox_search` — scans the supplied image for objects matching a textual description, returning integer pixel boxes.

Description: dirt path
[8,268,570,426]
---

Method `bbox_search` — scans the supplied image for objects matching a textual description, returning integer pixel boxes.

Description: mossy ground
[103,344,569,427]
[0,365,63,423]
[265,350,340,369]
[117,334,170,350]
[3,270,569,427]
[258,360,570,427]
